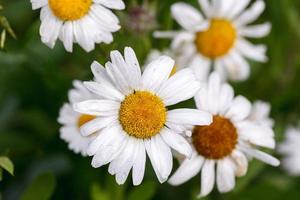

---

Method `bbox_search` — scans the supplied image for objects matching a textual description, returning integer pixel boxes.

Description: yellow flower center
[49,0,92,21]
[77,114,96,128]
[119,91,167,139]
[192,115,238,159]
[195,19,236,59]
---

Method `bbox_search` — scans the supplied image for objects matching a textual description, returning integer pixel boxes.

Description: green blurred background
[0,0,300,199]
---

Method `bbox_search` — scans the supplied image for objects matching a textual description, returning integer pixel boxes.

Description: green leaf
[128,181,157,200]
[90,183,110,200]
[0,156,14,175]
[0,30,5,49]
[21,172,56,200]
[0,168,3,181]
[0,16,16,39]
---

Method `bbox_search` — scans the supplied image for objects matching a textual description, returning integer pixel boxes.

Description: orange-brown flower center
[192,115,238,159]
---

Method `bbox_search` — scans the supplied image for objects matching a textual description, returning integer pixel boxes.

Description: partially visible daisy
[155,0,270,81]
[30,0,125,52]
[58,80,98,156]
[145,49,210,81]
[73,47,213,185]
[247,100,274,127]
[278,126,300,176]
[169,73,279,197]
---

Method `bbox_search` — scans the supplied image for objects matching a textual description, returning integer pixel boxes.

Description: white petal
[189,55,211,82]
[235,0,266,26]
[169,154,204,185]
[198,0,212,17]
[243,147,280,166]
[227,0,251,19]
[216,158,236,193]
[80,116,117,136]
[60,21,73,52]
[115,139,137,185]
[231,150,248,177]
[167,109,212,126]
[218,0,236,17]
[58,103,77,125]
[88,125,124,156]
[238,22,271,38]
[105,62,132,95]
[142,56,174,93]
[91,126,127,168]
[132,140,146,186]
[90,4,120,32]
[83,81,124,101]
[73,20,95,52]
[218,83,234,115]
[171,3,204,32]
[223,51,250,81]
[145,135,173,183]
[235,38,268,62]
[170,32,196,50]
[73,100,120,116]
[107,137,136,185]
[214,59,227,81]
[211,0,222,17]
[40,9,62,48]
[124,47,142,88]
[199,160,215,197]
[225,96,251,122]
[160,128,192,158]
[237,121,275,149]
[157,68,201,106]
[206,72,222,115]
[90,61,113,85]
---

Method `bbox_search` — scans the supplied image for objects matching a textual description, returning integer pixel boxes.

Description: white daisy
[30,0,125,52]
[169,73,279,197]
[278,126,300,176]
[155,0,270,81]
[58,80,99,156]
[72,47,213,185]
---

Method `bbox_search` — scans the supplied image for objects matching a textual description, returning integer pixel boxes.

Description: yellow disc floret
[77,114,96,128]
[49,0,92,21]
[192,115,238,159]
[195,19,236,59]
[119,91,167,139]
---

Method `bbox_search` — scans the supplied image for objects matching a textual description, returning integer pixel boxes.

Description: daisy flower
[155,0,270,81]
[72,47,212,185]
[169,73,279,197]
[58,80,98,156]
[30,0,125,52]
[278,126,300,176]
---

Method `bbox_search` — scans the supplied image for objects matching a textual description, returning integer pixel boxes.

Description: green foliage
[127,181,157,200]
[20,172,56,200]
[0,156,14,179]
[0,4,16,49]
